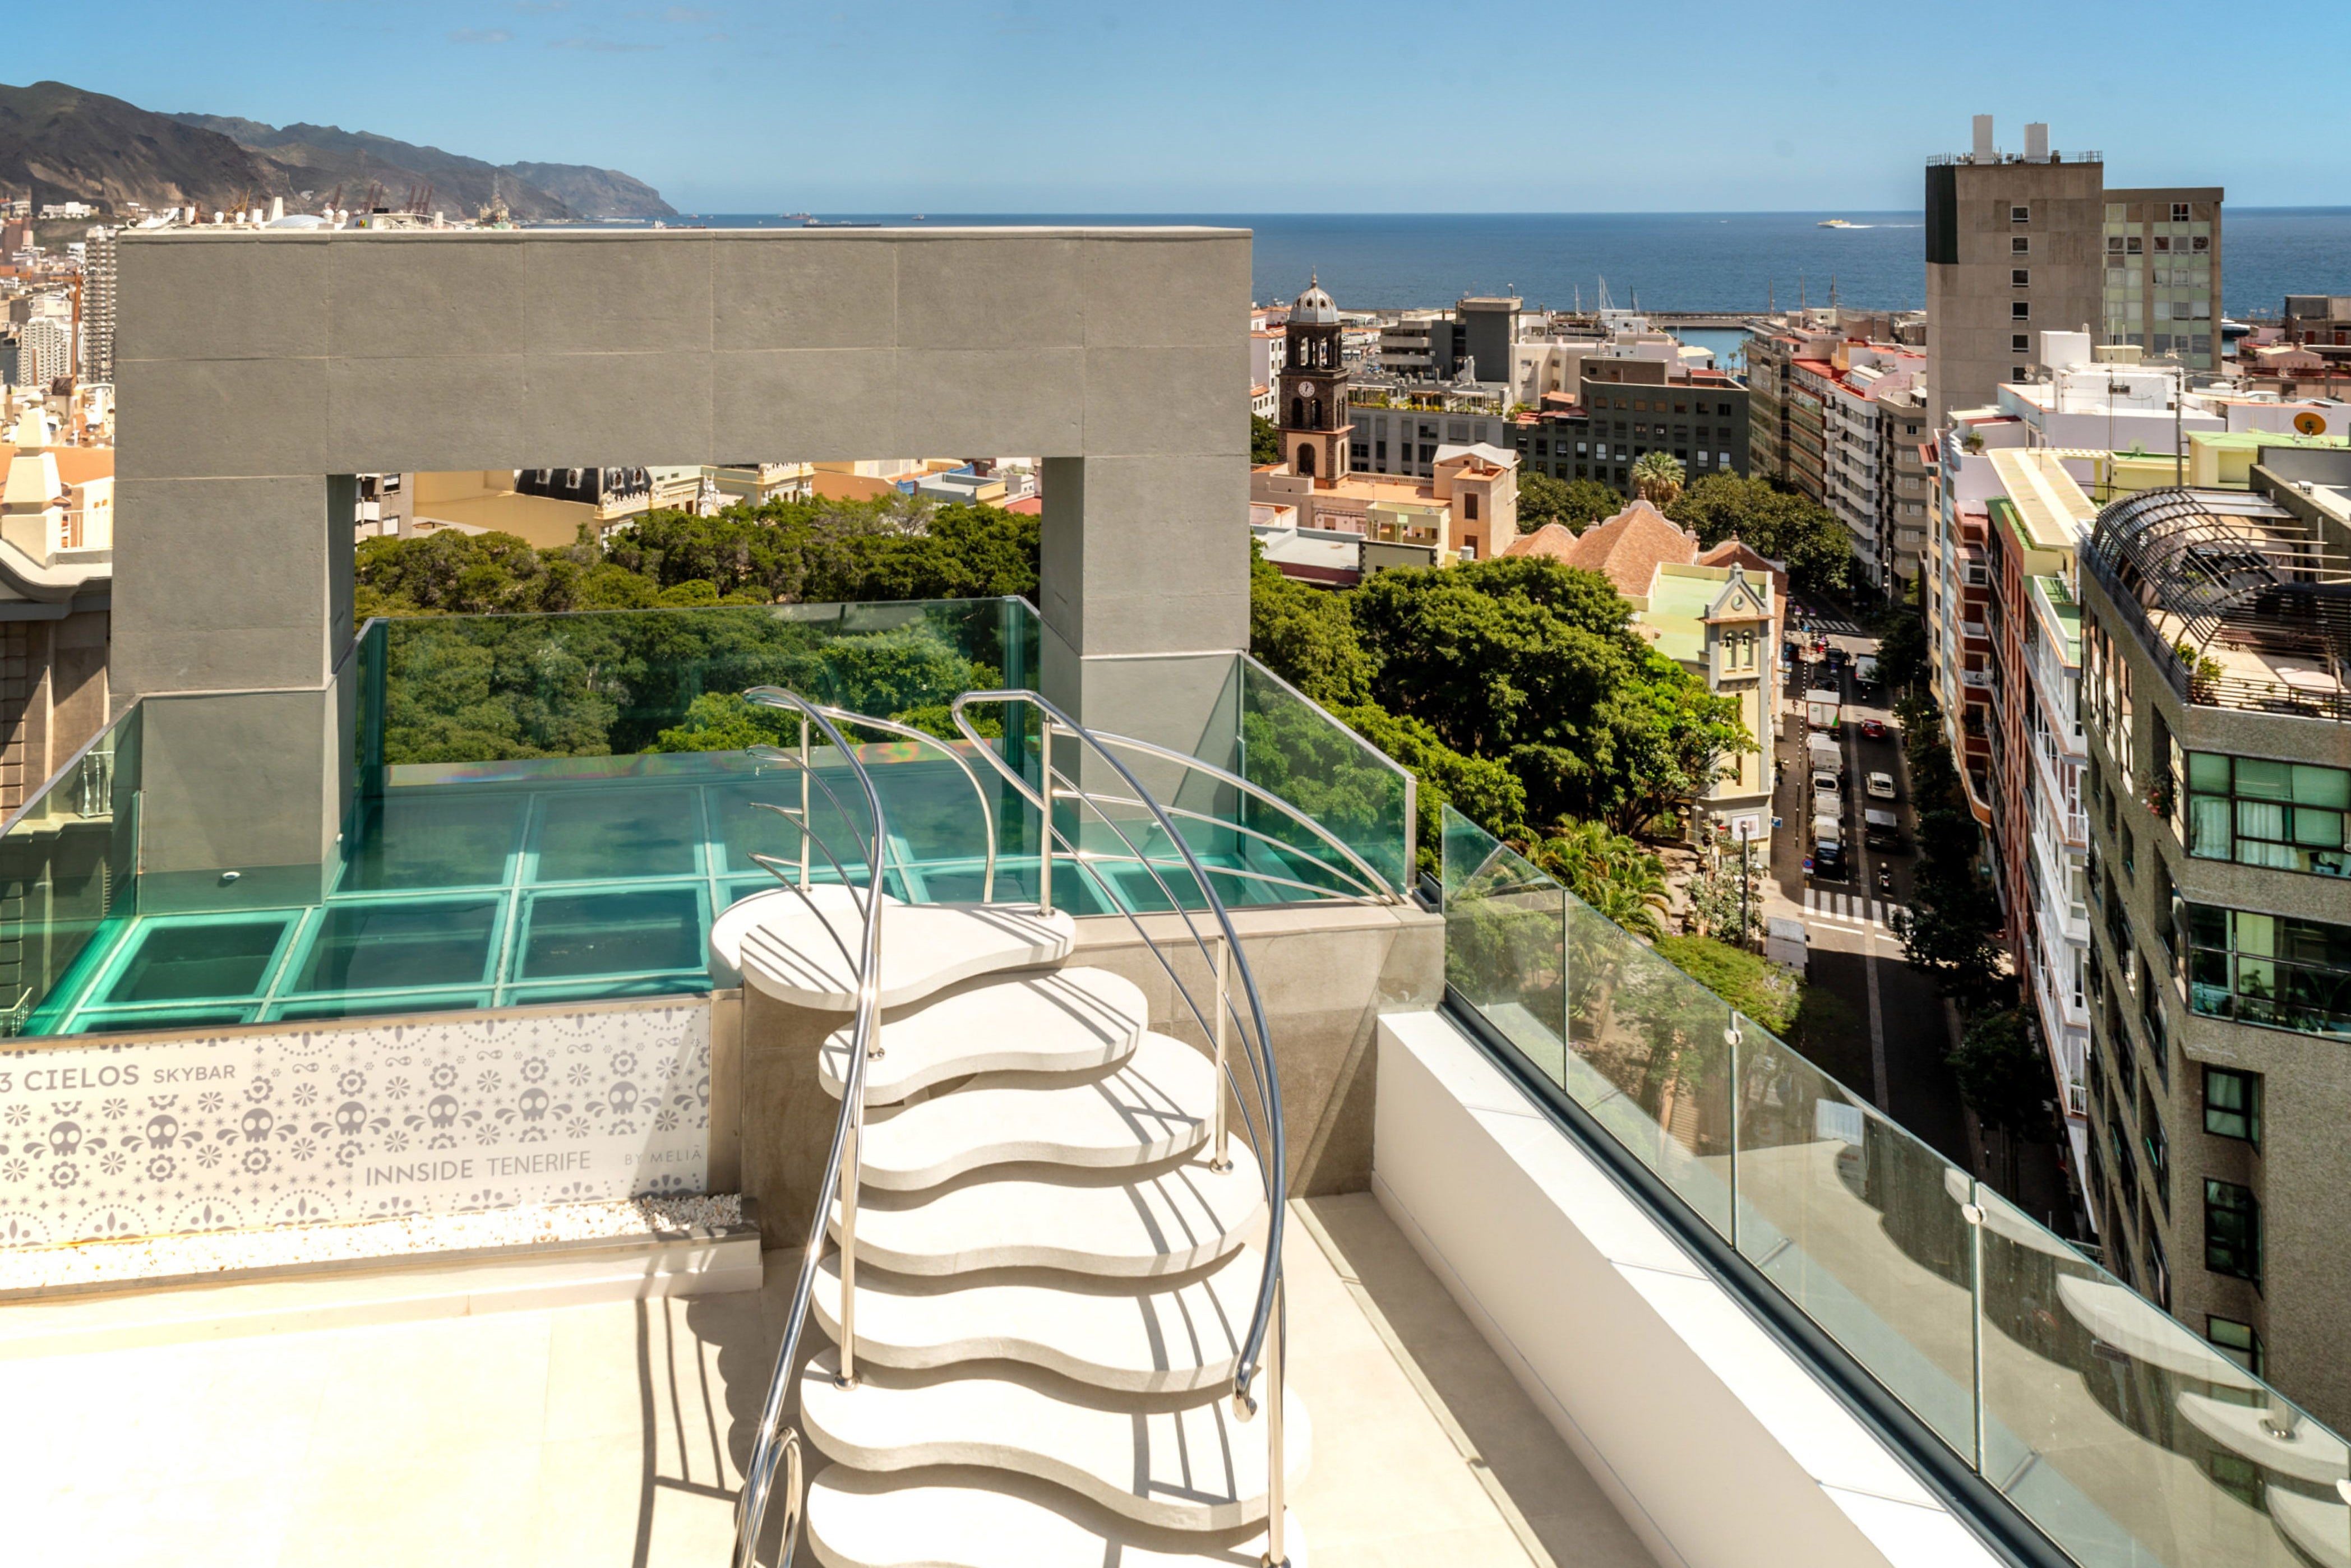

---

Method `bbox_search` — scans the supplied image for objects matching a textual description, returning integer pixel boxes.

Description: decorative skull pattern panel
[0,1004,711,1248]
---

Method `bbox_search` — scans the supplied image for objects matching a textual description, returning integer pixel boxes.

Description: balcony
[2085,489,2351,723]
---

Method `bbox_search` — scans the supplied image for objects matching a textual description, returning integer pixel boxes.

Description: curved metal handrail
[800,704,998,904]
[949,688,1313,1565]
[1074,729,1401,903]
[731,688,891,1568]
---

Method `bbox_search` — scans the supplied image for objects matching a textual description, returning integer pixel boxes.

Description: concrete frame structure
[112,226,1251,897]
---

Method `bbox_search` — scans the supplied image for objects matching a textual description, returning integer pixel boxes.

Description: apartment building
[1580,358,1749,491]
[1925,118,2104,426]
[1346,378,1513,479]
[1980,448,2100,1184]
[77,227,116,387]
[2078,447,2351,1429]
[1810,342,1928,599]
[2103,189,2223,371]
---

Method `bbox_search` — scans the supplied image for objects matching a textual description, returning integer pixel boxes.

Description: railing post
[836,1106,861,1390]
[1262,1274,1288,1568]
[1212,936,1233,1172]
[1038,722,1055,914]
[798,716,811,890]
[1725,1017,1742,1251]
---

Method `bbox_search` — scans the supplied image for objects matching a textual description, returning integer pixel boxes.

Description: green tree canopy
[1528,818,1668,941]
[1946,1009,2052,1135]
[1665,474,1854,597]
[1655,935,1801,1037]
[1516,473,1622,534]
[1248,549,1372,707]
[1876,605,1929,693]
[1251,414,1283,466]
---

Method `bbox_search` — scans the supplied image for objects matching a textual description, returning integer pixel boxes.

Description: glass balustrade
[0,601,1410,1038]
[1438,803,2351,1568]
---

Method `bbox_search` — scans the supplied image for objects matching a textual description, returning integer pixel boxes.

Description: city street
[1764,595,2075,1235]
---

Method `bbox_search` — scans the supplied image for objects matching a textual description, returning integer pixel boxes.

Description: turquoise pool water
[25,755,1333,1038]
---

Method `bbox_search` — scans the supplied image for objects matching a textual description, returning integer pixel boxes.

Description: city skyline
[15,0,2348,212]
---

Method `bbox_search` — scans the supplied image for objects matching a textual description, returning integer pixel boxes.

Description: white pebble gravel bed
[0,1193,746,1295]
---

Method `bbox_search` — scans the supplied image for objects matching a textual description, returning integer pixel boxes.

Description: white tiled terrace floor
[6,1194,1655,1567]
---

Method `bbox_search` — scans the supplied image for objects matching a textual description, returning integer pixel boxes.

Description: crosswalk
[1793,606,1866,636]
[1803,888,1907,932]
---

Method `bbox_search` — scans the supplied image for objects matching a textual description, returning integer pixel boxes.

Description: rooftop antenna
[1830,274,1839,309]
[1596,275,1615,313]
[1800,275,1808,310]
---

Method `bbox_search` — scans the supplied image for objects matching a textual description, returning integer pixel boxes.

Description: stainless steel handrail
[950,688,1346,1567]
[800,704,998,903]
[730,689,892,1568]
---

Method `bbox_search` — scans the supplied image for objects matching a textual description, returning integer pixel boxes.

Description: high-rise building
[1924,117,2107,427]
[1925,120,2224,427]
[16,316,72,390]
[2101,190,2222,373]
[78,227,117,387]
[2079,447,2351,1427]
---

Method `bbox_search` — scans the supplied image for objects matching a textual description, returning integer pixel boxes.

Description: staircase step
[738,902,1073,1010]
[820,967,1148,1106]
[810,1246,1265,1394]
[859,1033,1213,1188]
[798,1351,1310,1531]
[834,1146,1263,1278]
[708,884,896,988]
[805,1466,1308,1568]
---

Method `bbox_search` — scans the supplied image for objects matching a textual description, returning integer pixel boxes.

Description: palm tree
[1631,451,1685,509]
[1527,818,1669,942]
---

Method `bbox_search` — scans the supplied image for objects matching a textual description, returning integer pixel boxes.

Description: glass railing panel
[1439,804,1731,1239]
[1,704,141,1036]
[372,596,1036,769]
[1732,1029,1978,1455]
[1238,656,1414,895]
[1974,1185,2329,1568]
[1562,896,1734,1239]
[1438,809,1565,1084]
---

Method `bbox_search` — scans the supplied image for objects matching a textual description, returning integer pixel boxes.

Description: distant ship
[1818,219,1860,229]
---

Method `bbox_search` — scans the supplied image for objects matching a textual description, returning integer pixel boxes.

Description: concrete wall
[110,227,1254,872]
[735,899,1443,1243]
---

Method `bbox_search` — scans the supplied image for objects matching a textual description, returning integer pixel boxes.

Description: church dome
[1291,275,1338,324]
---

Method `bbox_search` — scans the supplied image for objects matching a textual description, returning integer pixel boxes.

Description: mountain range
[0,80,675,221]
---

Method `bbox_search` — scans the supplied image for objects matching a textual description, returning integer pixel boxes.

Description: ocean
[661,210,2351,329]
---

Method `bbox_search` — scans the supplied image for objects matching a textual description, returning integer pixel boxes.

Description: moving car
[1813,815,1847,879]
[1867,770,1896,801]
[1860,718,1888,742]
[1865,808,1904,850]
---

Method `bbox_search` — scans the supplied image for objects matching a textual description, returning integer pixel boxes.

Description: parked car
[1866,770,1896,801]
[1860,718,1888,742]
[1812,816,1847,880]
[1812,771,1842,812]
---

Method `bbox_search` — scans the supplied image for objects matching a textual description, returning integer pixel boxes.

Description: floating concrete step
[798,1350,1310,1530]
[809,1246,1264,1394]
[738,902,1073,1010]
[709,884,896,988]
[834,1146,1263,1278]
[819,967,1148,1105]
[803,1466,1307,1568]
[858,1034,1213,1188]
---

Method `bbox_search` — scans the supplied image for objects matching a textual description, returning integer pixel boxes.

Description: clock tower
[1280,275,1350,484]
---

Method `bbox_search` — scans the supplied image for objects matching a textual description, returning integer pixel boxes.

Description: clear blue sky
[16,1,2343,212]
